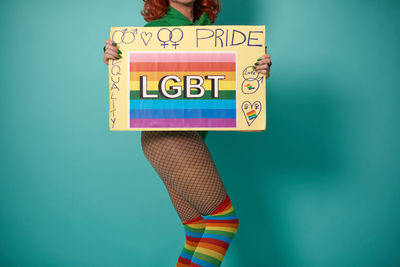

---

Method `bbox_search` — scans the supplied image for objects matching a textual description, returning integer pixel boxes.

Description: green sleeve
[144,20,169,27]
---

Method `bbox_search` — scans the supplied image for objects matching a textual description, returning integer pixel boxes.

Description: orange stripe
[187,240,200,247]
[189,220,205,225]
[196,241,227,255]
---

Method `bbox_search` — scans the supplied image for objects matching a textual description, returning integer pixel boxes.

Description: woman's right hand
[103,39,122,65]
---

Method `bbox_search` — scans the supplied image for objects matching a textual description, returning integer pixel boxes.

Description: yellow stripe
[130,80,236,91]
[184,244,197,252]
[205,226,238,233]
[187,224,206,229]
[130,71,236,81]
[217,205,234,215]
[193,247,225,261]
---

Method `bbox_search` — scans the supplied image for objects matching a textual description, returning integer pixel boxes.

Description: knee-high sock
[177,216,206,267]
[190,195,239,267]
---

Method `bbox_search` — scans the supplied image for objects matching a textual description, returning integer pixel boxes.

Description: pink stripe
[129,52,236,63]
[130,118,236,128]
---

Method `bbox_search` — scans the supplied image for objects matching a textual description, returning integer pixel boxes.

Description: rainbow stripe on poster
[129,52,237,128]
[245,83,255,90]
[247,110,257,120]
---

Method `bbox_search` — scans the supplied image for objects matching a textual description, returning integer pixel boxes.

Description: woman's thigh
[141,131,227,214]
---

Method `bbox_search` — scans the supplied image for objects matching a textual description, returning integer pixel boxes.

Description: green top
[144,6,212,141]
[144,6,211,27]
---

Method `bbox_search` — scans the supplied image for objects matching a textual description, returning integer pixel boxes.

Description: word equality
[196,29,263,47]
[140,75,225,99]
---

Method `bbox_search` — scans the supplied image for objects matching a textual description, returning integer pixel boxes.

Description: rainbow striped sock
[190,195,239,267]
[177,216,206,266]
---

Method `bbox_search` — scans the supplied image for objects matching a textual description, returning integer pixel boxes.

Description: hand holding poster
[109,25,266,131]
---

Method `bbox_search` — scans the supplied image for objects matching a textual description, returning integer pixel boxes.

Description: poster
[109,25,266,131]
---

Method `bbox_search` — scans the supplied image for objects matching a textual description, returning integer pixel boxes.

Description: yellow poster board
[109,25,266,131]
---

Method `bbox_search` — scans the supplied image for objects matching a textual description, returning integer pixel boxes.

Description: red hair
[141,0,221,24]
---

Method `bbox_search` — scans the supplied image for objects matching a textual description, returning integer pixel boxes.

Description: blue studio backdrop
[0,0,399,266]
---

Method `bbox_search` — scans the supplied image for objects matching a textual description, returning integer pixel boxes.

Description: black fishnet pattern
[141,131,227,219]
[163,179,203,222]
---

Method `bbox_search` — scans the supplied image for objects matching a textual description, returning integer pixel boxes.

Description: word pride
[129,52,237,128]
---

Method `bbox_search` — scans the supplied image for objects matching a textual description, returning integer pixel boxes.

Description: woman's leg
[141,131,239,267]
[141,131,227,214]
[162,180,208,266]
[162,177,203,222]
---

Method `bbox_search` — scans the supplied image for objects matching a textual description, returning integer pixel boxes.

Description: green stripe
[210,211,237,217]
[192,251,222,266]
[204,229,237,239]
[182,247,196,255]
[184,225,206,234]
[130,90,236,100]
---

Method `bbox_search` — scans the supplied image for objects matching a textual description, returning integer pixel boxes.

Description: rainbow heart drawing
[241,101,262,126]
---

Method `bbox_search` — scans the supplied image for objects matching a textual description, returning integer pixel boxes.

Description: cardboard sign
[108,25,266,131]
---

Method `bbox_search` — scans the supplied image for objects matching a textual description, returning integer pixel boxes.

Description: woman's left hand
[253,53,272,78]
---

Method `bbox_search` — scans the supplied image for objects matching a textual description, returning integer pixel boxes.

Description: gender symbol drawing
[157,28,184,49]
[241,66,264,94]
[241,101,262,126]
[112,28,138,44]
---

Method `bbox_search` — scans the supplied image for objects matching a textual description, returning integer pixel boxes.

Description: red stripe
[183,216,203,224]
[178,256,191,264]
[199,238,230,249]
[130,62,236,72]
[210,195,231,214]
[190,263,203,267]
[187,236,202,242]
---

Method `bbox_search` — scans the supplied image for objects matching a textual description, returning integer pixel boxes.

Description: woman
[103,1,271,266]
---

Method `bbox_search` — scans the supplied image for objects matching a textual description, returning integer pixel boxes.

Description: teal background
[1,0,399,266]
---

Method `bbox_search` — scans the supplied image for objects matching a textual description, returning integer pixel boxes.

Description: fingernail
[254,62,259,66]
[252,66,256,69]
[112,42,117,46]
[257,58,261,61]
[117,50,122,54]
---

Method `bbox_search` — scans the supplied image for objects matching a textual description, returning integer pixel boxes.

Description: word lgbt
[129,52,237,128]
[139,75,225,99]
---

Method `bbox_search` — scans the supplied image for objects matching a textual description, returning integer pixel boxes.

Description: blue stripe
[130,109,236,119]
[191,256,218,267]
[184,230,204,238]
[180,251,192,260]
[201,233,232,243]
[130,100,236,109]
[203,215,238,220]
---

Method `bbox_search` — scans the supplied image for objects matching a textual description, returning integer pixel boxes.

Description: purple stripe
[130,118,236,128]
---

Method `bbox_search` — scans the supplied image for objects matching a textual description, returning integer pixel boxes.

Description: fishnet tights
[141,131,227,222]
